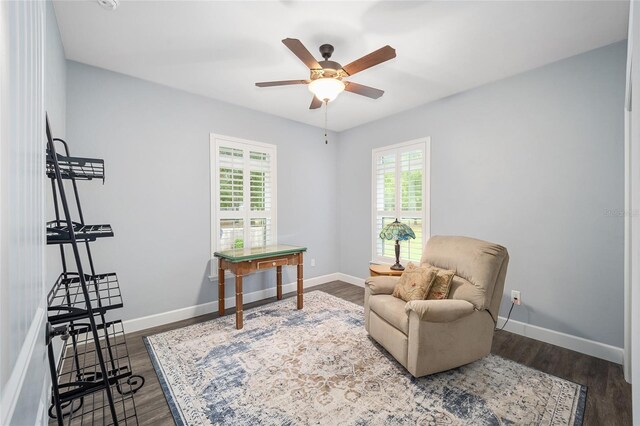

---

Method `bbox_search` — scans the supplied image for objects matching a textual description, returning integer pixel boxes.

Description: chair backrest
[421,235,509,322]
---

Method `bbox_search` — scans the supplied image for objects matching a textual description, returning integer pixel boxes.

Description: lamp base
[391,239,405,271]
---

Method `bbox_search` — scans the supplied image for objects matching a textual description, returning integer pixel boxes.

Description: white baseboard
[122,271,624,365]
[123,273,340,334]
[334,273,365,287]
[321,274,624,365]
[497,316,624,364]
[35,370,51,426]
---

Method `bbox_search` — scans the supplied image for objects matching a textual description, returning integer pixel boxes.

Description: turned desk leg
[235,274,243,329]
[276,266,282,300]
[218,261,225,316]
[297,253,303,309]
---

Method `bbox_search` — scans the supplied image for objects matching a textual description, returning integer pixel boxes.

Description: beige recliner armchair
[364,235,509,377]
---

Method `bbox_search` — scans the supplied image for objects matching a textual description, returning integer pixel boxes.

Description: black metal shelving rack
[45,116,144,425]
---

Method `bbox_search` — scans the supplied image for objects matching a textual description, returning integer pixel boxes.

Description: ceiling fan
[256,38,396,109]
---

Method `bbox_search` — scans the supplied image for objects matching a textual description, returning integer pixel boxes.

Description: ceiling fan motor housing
[319,44,334,59]
[315,44,342,78]
[316,61,343,78]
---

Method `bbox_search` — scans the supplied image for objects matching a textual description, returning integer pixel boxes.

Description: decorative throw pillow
[392,263,438,302]
[424,264,456,300]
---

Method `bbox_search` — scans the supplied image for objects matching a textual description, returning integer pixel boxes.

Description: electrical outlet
[511,290,521,305]
[311,258,316,267]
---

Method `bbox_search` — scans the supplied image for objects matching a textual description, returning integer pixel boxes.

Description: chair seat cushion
[369,294,409,335]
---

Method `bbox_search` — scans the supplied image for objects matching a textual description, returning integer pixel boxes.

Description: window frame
[371,137,431,265]
[210,133,278,256]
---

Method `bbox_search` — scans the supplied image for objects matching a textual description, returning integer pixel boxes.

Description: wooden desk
[214,244,307,329]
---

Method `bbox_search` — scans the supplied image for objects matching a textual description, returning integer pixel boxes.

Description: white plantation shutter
[372,139,429,264]
[249,151,272,212]
[212,135,277,252]
[219,146,244,211]
[376,153,396,212]
[400,150,423,212]
[248,150,273,248]
[375,153,396,258]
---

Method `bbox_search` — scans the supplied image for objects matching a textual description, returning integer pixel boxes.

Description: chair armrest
[404,299,475,322]
[364,276,399,295]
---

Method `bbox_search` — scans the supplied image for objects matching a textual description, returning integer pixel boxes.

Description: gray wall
[65,61,340,322]
[337,42,626,348]
[45,0,67,285]
[46,0,66,137]
[65,41,625,349]
[1,1,65,424]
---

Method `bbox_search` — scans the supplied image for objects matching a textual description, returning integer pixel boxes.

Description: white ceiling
[53,0,629,131]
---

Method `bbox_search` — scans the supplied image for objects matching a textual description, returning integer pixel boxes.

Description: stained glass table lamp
[379,218,416,271]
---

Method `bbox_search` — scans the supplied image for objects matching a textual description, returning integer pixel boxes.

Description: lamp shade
[379,219,416,241]
[308,77,345,102]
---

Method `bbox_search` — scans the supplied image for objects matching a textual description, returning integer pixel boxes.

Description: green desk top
[214,244,307,262]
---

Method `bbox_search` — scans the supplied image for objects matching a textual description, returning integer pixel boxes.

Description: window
[372,138,430,264]
[211,134,277,252]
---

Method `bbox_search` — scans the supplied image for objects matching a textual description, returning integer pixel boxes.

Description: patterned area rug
[145,291,586,425]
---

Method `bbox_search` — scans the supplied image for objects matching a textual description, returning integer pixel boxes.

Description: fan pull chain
[324,101,328,144]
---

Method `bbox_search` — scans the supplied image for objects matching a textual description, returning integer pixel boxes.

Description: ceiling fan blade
[309,96,323,109]
[282,38,322,70]
[344,81,385,99]
[341,45,396,76]
[255,79,309,87]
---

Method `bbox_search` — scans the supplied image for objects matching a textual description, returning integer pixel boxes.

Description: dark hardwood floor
[125,281,631,425]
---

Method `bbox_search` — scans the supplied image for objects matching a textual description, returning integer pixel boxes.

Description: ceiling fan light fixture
[308,78,345,103]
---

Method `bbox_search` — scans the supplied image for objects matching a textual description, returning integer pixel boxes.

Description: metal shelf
[47,151,105,182]
[45,117,143,425]
[56,383,138,426]
[48,273,123,325]
[52,320,142,425]
[47,221,114,245]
